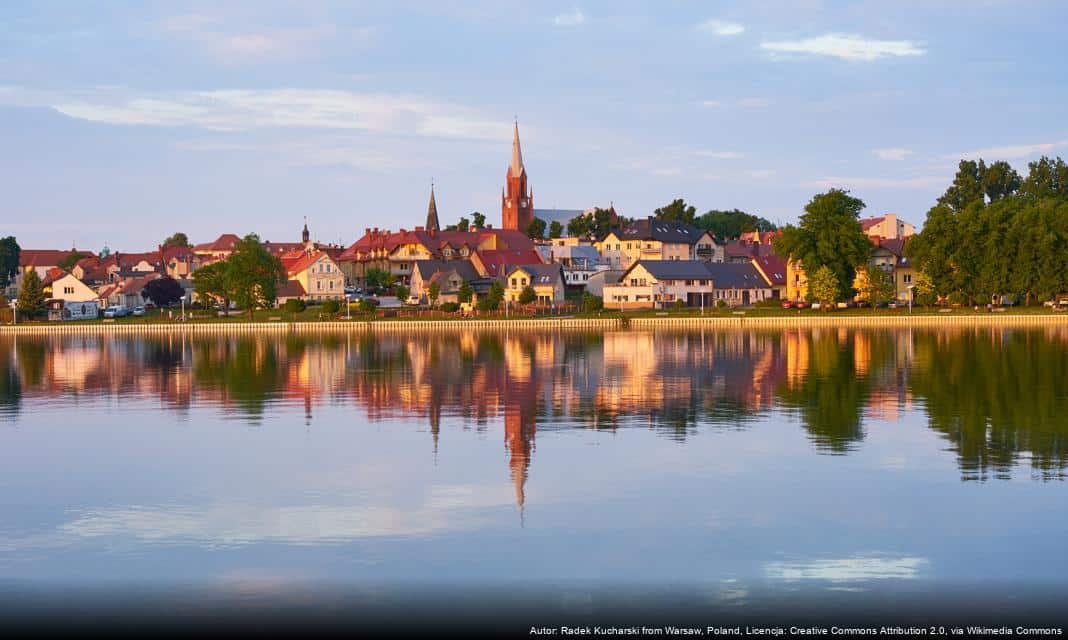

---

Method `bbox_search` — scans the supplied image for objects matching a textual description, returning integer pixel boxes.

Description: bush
[581,293,603,313]
[476,296,500,312]
[440,302,460,313]
[283,299,306,313]
[518,285,537,305]
[358,298,379,313]
[322,299,341,314]
[716,299,728,309]
[673,299,685,310]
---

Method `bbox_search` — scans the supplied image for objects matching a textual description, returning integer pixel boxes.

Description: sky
[2,0,1067,251]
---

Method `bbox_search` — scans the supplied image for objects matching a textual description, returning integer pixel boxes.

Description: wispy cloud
[0,86,511,140]
[162,14,375,64]
[761,34,926,61]
[697,19,745,37]
[553,8,586,27]
[699,98,771,108]
[803,175,948,189]
[695,150,745,159]
[873,148,914,161]
[946,139,1068,160]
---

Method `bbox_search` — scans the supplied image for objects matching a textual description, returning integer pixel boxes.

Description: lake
[1,326,1067,630]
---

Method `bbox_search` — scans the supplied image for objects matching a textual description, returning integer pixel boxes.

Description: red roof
[752,255,787,286]
[277,280,306,298]
[19,249,85,268]
[344,227,535,262]
[474,249,544,277]
[284,250,336,277]
[194,233,241,253]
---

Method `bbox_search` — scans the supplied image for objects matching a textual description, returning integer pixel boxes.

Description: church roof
[426,185,440,232]
[510,121,525,178]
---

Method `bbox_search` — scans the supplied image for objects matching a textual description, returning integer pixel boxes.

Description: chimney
[415,226,424,232]
[486,224,493,229]
[365,228,371,236]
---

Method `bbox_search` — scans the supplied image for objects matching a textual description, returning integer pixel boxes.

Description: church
[501,122,534,232]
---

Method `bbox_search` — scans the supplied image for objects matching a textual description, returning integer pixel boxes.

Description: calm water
[1,327,1067,624]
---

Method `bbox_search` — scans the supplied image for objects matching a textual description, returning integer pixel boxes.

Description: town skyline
[3,1,1067,249]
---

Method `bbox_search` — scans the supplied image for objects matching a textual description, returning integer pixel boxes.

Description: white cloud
[873,148,914,161]
[695,150,745,159]
[698,98,770,109]
[803,175,948,189]
[738,97,771,108]
[699,99,722,108]
[553,8,586,27]
[162,13,375,64]
[1,86,512,140]
[697,19,745,37]
[947,140,1068,160]
[761,34,926,61]
[766,555,928,582]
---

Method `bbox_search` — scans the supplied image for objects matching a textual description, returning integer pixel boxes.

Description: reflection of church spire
[504,410,534,523]
[429,399,441,463]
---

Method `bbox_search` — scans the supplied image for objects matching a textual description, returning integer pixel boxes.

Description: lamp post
[907,285,915,314]
[9,300,16,325]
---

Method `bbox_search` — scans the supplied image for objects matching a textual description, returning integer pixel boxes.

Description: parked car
[103,306,129,318]
[794,301,810,309]
[780,301,794,309]
[132,306,145,316]
[405,295,422,306]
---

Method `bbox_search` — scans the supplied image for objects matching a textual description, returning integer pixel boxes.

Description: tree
[582,293,603,313]
[857,266,895,308]
[477,281,505,311]
[653,198,697,225]
[192,261,232,308]
[526,217,547,239]
[226,234,286,319]
[981,160,1021,202]
[694,209,776,239]
[142,276,185,308]
[16,269,46,318]
[0,237,20,289]
[456,217,470,232]
[772,189,871,301]
[322,299,341,314]
[567,207,624,240]
[58,252,90,271]
[427,281,440,307]
[163,232,192,248]
[283,298,306,313]
[458,281,473,303]
[394,284,410,302]
[938,160,986,212]
[912,271,937,308]
[905,204,960,301]
[471,212,486,229]
[807,265,839,308]
[364,268,392,293]
[518,285,536,304]
[1019,156,1068,199]
[548,220,563,239]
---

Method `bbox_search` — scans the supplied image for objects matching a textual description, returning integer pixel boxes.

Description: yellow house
[283,250,345,302]
[785,259,808,302]
[595,217,700,270]
[504,264,565,305]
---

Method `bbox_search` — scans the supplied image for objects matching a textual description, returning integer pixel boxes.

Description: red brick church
[501,122,534,231]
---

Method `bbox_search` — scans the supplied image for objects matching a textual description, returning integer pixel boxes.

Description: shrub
[476,296,500,312]
[716,299,728,309]
[581,293,603,313]
[322,299,341,314]
[518,285,537,305]
[358,298,379,313]
[673,299,685,310]
[283,299,306,313]
[440,302,460,312]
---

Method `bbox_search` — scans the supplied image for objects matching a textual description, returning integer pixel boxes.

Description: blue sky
[2,1,1066,251]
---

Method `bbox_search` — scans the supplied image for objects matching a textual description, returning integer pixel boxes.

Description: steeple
[426,182,440,232]
[510,120,525,178]
[302,217,310,244]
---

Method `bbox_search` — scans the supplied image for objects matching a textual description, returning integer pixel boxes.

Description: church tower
[302,217,310,244]
[426,183,440,232]
[501,121,533,231]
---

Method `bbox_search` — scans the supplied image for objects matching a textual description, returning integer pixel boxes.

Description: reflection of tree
[775,331,883,453]
[910,329,1068,480]
[192,337,293,419]
[0,338,21,417]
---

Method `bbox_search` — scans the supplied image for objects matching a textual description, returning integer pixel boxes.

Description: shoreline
[3,313,1068,334]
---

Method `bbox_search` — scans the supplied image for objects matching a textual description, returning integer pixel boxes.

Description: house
[282,249,344,303]
[47,299,98,321]
[15,248,87,292]
[409,259,481,304]
[275,280,307,306]
[750,255,788,299]
[193,233,241,264]
[503,264,566,306]
[47,273,98,304]
[470,248,545,278]
[584,270,624,297]
[858,237,916,303]
[860,214,915,240]
[603,260,771,310]
[596,217,703,270]
[544,244,608,289]
[97,273,161,309]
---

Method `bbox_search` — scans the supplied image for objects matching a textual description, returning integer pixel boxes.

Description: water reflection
[2,326,1067,485]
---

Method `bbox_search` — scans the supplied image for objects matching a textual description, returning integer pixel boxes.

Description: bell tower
[502,121,533,231]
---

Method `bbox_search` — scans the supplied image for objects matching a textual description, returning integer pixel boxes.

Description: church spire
[302,217,310,244]
[426,182,440,232]
[510,120,524,178]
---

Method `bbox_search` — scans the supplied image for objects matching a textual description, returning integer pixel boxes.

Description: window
[511,278,517,287]
[903,274,912,284]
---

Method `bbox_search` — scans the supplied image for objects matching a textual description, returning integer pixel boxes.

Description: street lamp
[907,284,915,314]
[8,300,16,325]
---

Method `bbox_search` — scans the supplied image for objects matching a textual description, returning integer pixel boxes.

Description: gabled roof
[194,233,241,253]
[622,260,770,289]
[618,217,701,244]
[704,262,770,289]
[507,263,564,285]
[474,249,544,277]
[624,260,714,281]
[19,249,85,268]
[751,255,788,286]
[41,267,67,286]
[277,280,307,298]
[284,250,335,276]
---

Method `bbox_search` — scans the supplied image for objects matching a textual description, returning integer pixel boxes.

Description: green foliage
[449,217,470,232]
[566,207,625,240]
[694,209,777,239]
[358,298,379,313]
[0,237,21,288]
[394,284,410,302]
[581,293,603,313]
[226,234,286,318]
[653,199,697,225]
[807,265,839,308]
[716,299,728,309]
[857,267,896,307]
[193,261,232,307]
[427,281,440,305]
[526,217,547,239]
[364,268,393,293]
[772,189,870,301]
[548,220,563,239]
[16,269,46,317]
[162,232,192,248]
[322,299,341,314]
[518,285,537,304]
[477,280,505,311]
[58,252,90,272]
[1019,156,1068,199]
[471,212,486,229]
[457,281,473,303]
[440,302,460,312]
[673,298,685,309]
[911,271,937,307]
[283,298,306,313]
[142,276,185,307]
